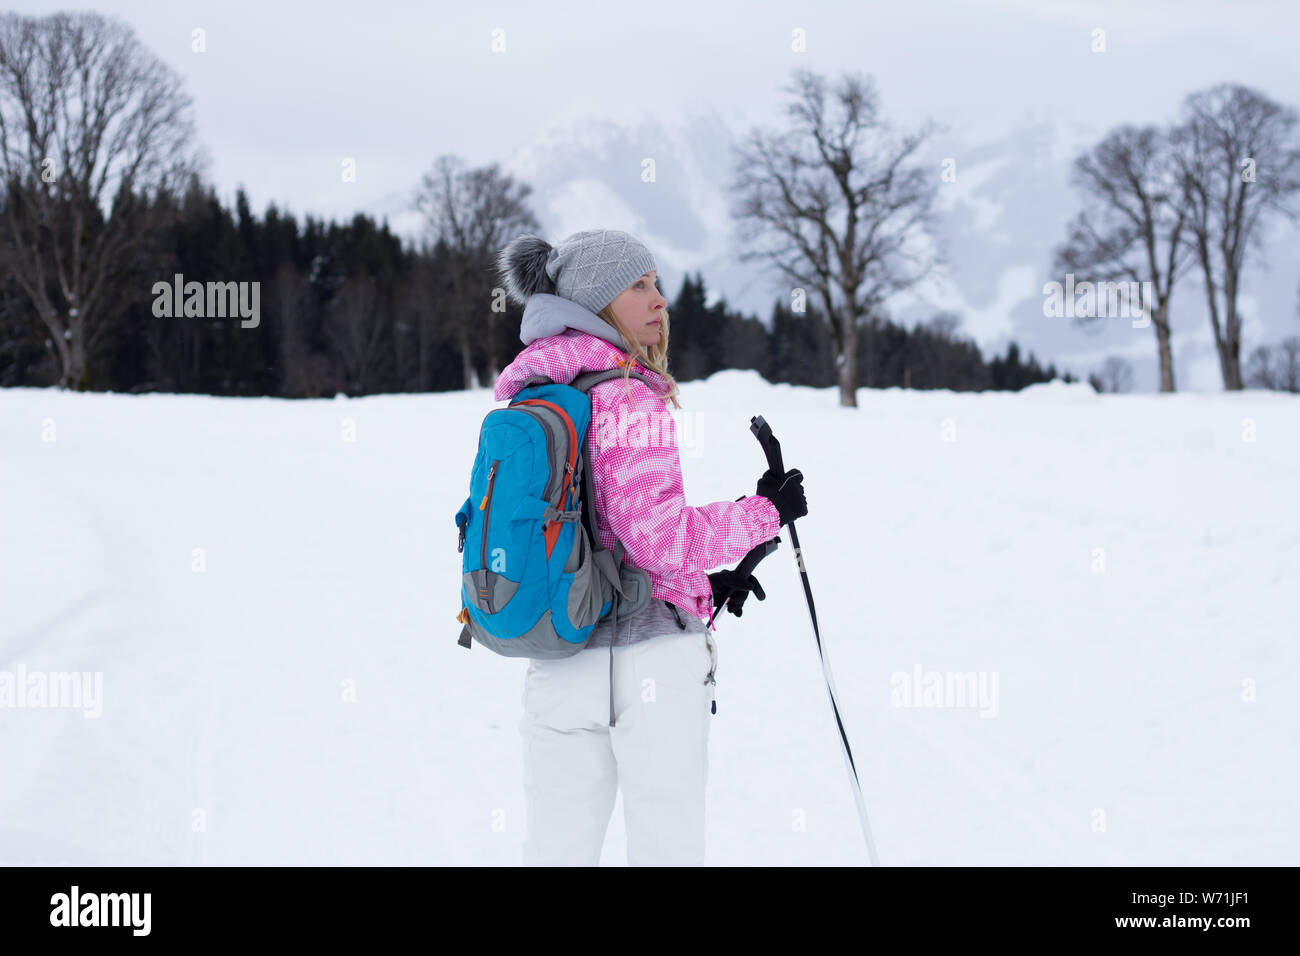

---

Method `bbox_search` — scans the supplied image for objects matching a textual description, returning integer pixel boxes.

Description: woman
[493,229,808,866]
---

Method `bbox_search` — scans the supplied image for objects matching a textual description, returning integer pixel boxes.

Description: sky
[12,0,1300,389]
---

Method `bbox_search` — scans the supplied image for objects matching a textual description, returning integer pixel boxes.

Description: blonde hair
[596,303,683,410]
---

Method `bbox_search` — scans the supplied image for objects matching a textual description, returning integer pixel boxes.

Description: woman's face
[609,271,667,349]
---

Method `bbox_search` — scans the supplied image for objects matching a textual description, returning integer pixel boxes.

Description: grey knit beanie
[496,229,657,315]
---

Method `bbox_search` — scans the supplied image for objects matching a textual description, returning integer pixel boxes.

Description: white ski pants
[519,630,718,866]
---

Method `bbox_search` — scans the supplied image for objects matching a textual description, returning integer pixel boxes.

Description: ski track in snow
[1,376,1297,865]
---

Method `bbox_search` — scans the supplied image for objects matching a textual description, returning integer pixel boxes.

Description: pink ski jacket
[492,294,781,629]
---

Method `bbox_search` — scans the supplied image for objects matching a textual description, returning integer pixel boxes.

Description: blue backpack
[454,369,654,658]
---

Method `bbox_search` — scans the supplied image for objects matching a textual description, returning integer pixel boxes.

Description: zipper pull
[705,630,717,714]
[479,461,498,509]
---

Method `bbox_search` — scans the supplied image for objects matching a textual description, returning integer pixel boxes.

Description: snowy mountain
[477,108,1300,394]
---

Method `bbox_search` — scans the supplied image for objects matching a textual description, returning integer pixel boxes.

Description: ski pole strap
[734,536,780,580]
[711,537,781,626]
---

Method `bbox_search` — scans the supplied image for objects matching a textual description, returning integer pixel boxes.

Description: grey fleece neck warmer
[519,293,629,350]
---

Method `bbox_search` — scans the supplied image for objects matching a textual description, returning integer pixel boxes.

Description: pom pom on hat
[495,229,657,315]
[496,234,557,307]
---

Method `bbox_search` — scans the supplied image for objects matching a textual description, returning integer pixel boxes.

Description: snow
[1,377,1297,865]
[1016,380,1100,402]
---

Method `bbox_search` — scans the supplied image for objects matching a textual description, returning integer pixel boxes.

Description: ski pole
[743,415,881,867]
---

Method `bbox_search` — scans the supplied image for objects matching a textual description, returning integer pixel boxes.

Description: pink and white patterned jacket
[492,294,782,628]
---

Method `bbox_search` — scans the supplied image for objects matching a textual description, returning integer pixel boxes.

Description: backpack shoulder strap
[517,374,554,391]
[510,367,654,597]
[570,368,651,394]
[577,427,628,598]
[571,368,653,599]
[518,368,651,395]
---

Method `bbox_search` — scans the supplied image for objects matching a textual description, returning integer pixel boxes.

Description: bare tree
[1097,355,1135,393]
[391,243,447,392]
[1282,336,1300,392]
[924,311,962,341]
[325,274,389,394]
[1244,343,1274,389]
[272,263,335,397]
[1172,84,1300,390]
[1053,125,1191,392]
[730,69,941,407]
[910,310,965,387]
[0,11,202,389]
[1244,336,1300,392]
[412,155,538,390]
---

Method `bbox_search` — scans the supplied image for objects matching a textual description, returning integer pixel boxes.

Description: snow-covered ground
[1,374,1296,865]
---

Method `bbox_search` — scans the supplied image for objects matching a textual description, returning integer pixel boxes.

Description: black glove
[708,569,766,618]
[755,467,807,527]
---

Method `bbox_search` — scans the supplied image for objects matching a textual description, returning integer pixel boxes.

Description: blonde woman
[492,230,808,865]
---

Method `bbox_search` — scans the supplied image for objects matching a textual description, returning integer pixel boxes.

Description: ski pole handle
[713,416,786,619]
[745,414,787,565]
[749,415,785,476]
